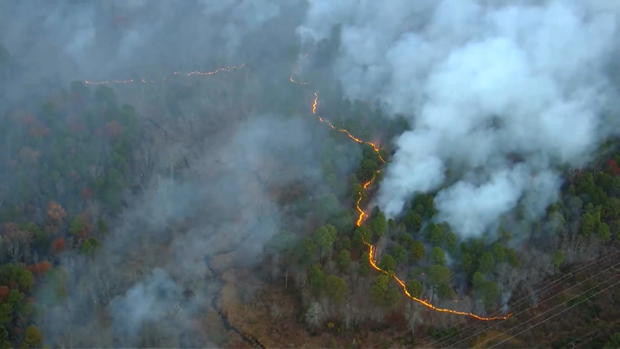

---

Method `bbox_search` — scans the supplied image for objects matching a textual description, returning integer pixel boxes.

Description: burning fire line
[310,91,511,321]
[365,242,511,321]
[84,64,245,86]
[312,93,386,163]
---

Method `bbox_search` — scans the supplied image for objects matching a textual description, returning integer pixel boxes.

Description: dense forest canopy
[1,1,620,348]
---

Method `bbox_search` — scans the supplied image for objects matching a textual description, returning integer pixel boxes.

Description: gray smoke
[298,0,620,237]
[37,114,329,346]
[0,0,304,104]
[0,1,329,346]
[109,269,184,341]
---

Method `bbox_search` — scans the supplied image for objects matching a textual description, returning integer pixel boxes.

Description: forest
[1,1,620,348]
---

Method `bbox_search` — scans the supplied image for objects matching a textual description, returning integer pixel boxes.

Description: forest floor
[214,252,619,348]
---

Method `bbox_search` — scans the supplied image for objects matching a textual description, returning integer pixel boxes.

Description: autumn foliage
[27,261,52,277]
[0,286,9,301]
[607,159,620,176]
[51,237,66,254]
[47,201,67,222]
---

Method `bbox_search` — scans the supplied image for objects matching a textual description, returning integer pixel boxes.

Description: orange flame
[84,79,139,86]
[84,64,245,86]
[312,92,319,114]
[355,173,378,227]
[178,64,245,77]
[311,92,385,164]
[365,241,512,321]
[307,89,510,321]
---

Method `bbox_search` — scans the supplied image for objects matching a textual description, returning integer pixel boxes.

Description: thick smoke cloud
[0,0,304,104]
[38,114,327,346]
[2,0,619,345]
[0,1,323,346]
[298,0,620,237]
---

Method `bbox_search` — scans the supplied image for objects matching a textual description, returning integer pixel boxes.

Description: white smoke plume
[298,0,620,237]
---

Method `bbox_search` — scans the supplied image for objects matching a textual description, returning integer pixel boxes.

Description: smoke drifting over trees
[1,0,620,347]
[298,0,620,237]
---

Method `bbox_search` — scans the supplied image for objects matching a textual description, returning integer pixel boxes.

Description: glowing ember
[307,88,511,321]
[178,64,245,77]
[365,241,512,321]
[83,64,245,86]
[311,92,386,164]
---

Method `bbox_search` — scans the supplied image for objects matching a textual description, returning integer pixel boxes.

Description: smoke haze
[298,0,620,237]
[2,0,620,346]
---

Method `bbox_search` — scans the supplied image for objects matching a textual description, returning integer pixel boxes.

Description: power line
[432,249,619,347]
[446,259,620,348]
[488,276,620,348]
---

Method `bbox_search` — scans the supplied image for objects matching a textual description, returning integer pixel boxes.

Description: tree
[392,244,407,264]
[427,265,451,287]
[337,249,351,272]
[353,225,372,246]
[80,238,100,256]
[304,302,323,328]
[437,283,456,300]
[370,210,387,238]
[411,194,436,218]
[426,223,445,246]
[0,265,33,293]
[325,275,348,303]
[46,201,66,222]
[358,258,370,276]
[506,248,520,268]
[308,265,325,295]
[479,252,495,274]
[370,274,399,307]
[398,233,414,248]
[472,272,499,310]
[598,222,611,241]
[605,197,620,220]
[22,325,42,349]
[51,237,66,255]
[430,247,446,265]
[380,254,396,272]
[407,280,423,298]
[357,158,379,182]
[444,231,458,253]
[491,243,507,264]
[580,211,598,237]
[0,287,8,302]
[410,241,425,262]
[461,252,477,277]
[371,274,390,305]
[96,219,109,234]
[2,224,33,262]
[314,224,337,258]
[552,250,565,269]
[69,214,90,238]
[27,261,52,277]
[404,211,422,232]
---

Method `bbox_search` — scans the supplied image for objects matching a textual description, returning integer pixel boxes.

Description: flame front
[308,91,511,321]
[84,64,245,86]
[311,92,386,164]
[365,241,511,321]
